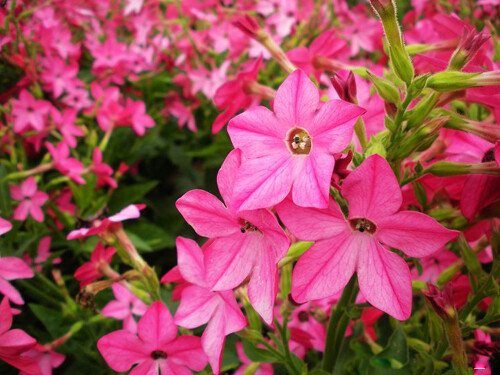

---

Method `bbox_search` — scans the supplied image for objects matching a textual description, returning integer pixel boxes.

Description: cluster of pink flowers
[1,0,500,374]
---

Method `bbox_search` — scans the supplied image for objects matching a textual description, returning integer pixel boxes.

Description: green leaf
[0,165,12,216]
[127,222,174,251]
[108,180,158,212]
[371,325,409,370]
[242,339,280,363]
[29,304,72,338]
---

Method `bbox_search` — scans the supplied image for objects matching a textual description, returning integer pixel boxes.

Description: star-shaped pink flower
[10,177,49,223]
[228,69,365,211]
[277,155,459,320]
[98,301,207,375]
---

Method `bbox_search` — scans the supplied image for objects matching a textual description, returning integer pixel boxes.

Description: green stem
[322,275,359,373]
[354,117,368,152]
[280,317,301,375]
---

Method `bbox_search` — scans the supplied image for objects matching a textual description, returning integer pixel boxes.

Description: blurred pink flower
[10,177,49,222]
[0,217,12,236]
[102,283,147,334]
[74,242,117,287]
[46,142,86,184]
[23,236,61,273]
[89,148,117,188]
[0,257,34,305]
[19,344,65,375]
[11,90,52,134]
[98,301,207,375]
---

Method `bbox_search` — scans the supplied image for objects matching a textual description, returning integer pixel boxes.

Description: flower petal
[342,154,402,221]
[357,238,412,320]
[97,330,148,372]
[201,307,226,375]
[217,149,242,210]
[460,175,500,220]
[0,257,34,280]
[376,211,459,258]
[276,197,348,241]
[291,230,358,303]
[174,285,219,329]
[163,335,207,371]
[138,301,177,348]
[176,190,239,238]
[176,237,206,286]
[274,69,319,128]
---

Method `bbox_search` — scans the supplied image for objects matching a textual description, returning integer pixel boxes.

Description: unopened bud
[426,160,500,177]
[426,71,482,92]
[448,28,490,71]
[367,71,400,104]
[330,71,357,103]
[407,74,430,99]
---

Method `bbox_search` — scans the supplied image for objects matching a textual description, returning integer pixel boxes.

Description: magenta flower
[23,236,61,272]
[163,237,247,374]
[11,90,52,134]
[98,301,207,375]
[0,257,34,305]
[89,148,117,188]
[10,177,49,222]
[176,149,290,324]
[277,155,459,320]
[74,242,117,287]
[0,298,41,374]
[0,217,12,236]
[228,69,365,211]
[19,344,65,375]
[123,98,155,136]
[101,283,147,334]
[46,142,85,184]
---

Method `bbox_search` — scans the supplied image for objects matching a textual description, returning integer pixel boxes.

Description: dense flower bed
[1,0,500,374]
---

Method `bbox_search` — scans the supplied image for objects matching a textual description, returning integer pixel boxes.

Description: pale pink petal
[291,152,334,208]
[342,154,402,221]
[376,211,459,258]
[163,335,207,371]
[176,237,206,285]
[205,235,256,291]
[201,307,226,375]
[0,257,34,280]
[310,100,364,153]
[29,204,45,222]
[232,152,294,211]
[102,301,130,320]
[138,301,177,348]
[97,330,149,372]
[0,278,24,305]
[228,106,287,158]
[109,205,141,222]
[357,238,412,320]
[176,190,239,238]
[217,149,241,210]
[31,191,49,205]
[274,69,318,128]
[174,285,219,329]
[276,197,348,241]
[291,230,358,303]
[0,218,12,236]
[247,245,277,325]
[111,283,133,302]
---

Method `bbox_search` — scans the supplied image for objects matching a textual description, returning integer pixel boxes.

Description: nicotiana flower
[0,257,34,305]
[10,177,49,223]
[228,69,365,211]
[101,283,147,334]
[162,237,247,375]
[74,242,117,287]
[277,155,459,320]
[176,149,289,324]
[0,298,40,374]
[98,301,207,375]
[11,90,52,134]
[0,217,12,236]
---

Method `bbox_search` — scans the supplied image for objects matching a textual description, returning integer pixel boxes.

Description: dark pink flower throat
[151,350,167,360]
[287,127,311,155]
[349,218,377,234]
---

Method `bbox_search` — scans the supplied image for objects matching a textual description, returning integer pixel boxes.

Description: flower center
[151,350,167,360]
[297,311,309,322]
[239,219,259,234]
[349,218,377,234]
[482,148,495,162]
[286,127,311,155]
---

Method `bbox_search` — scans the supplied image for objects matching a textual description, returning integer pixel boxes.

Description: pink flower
[24,236,61,273]
[11,90,52,134]
[74,242,116,287]
[102,283,147,333]
[163,237,247,374]
[46,142,85,184]
[89,148,117,188]
[49,108,84,148]
[228,69,365,210]
[0,298,40,374]
[0,257,33,305]
[40,57,79,98]
[67,204,145,240]
[123,98,155,136]
[176,149,289,324]
[10,177,49,222]
[97,301,208,375]
[19,344,65,375]
[0,217,12,236]
[277,155,459,320]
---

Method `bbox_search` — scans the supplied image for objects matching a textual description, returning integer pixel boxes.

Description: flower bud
[426,161,500,177]
[422,283,456,321]
[366,71,400,104]
[448,28,490,71]
[389,46,414,85]
[330,72,357,103]
[407,74,430,99]
[426,71,482,92]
